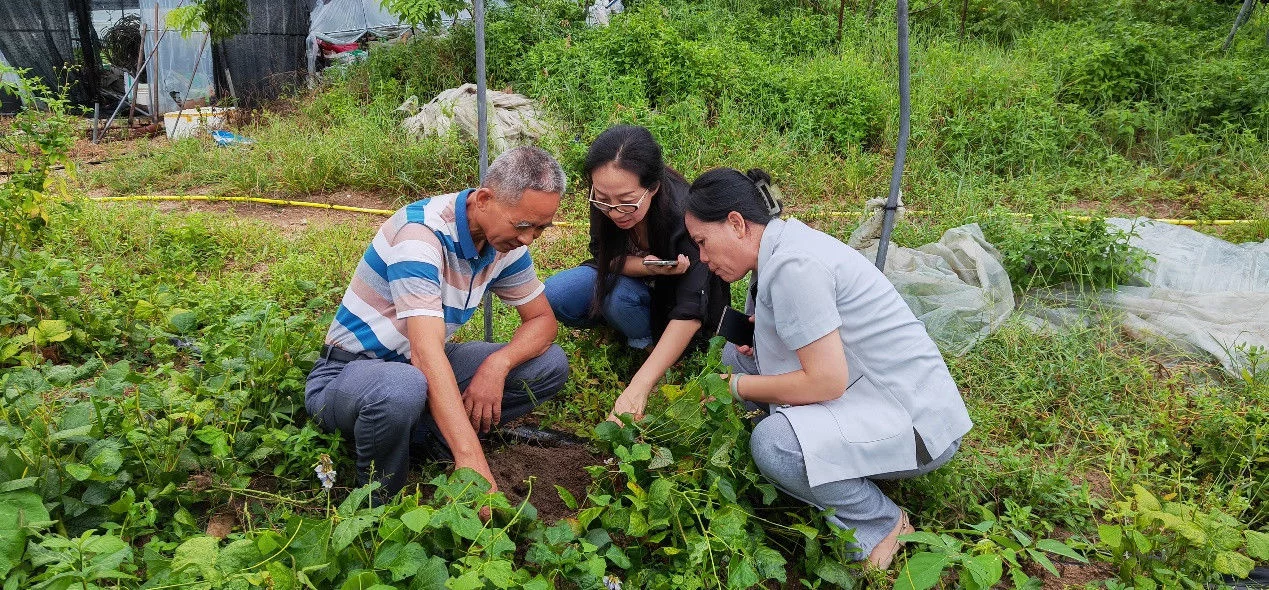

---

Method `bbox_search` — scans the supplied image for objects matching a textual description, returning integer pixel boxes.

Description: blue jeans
[544,265,654,349]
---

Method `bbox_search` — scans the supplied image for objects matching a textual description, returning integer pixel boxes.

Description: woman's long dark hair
[585,125,689,317]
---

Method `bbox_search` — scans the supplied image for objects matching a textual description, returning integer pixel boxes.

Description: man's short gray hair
[483,146,567,203]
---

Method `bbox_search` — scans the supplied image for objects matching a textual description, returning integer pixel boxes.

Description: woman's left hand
[643,254,690,276]
[607,386,651,424]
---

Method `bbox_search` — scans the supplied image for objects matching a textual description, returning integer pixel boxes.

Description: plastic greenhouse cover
[1037,218,1269,376]
[139,0,213,116]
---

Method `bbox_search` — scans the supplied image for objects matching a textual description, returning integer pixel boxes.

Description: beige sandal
[866,510,915,570]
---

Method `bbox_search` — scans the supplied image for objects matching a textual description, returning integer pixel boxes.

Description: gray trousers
[305,342,569,496]
[723,344,960,556]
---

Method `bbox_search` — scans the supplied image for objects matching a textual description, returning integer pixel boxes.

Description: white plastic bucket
[163,107,231,140]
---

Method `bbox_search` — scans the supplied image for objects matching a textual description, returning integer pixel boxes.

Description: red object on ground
[318,39,360,54]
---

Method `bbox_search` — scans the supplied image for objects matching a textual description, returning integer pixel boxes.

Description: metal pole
[875,0,910,272]
[475,0,494,342]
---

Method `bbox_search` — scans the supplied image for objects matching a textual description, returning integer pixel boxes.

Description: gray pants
[305,341,569,496]
[723,344,960,556]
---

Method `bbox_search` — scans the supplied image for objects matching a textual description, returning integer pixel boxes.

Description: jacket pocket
[824,373,910,444]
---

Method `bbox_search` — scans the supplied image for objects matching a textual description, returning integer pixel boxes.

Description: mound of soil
[487,442,599,524]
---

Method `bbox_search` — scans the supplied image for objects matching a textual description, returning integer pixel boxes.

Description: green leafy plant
[166,0,248,41]
[582,341,860,589]
[983,211,1151,293]
[1096,484,1269,589]
[380,0,469,29]
[895,500,1088,589]
[0,66,76,262]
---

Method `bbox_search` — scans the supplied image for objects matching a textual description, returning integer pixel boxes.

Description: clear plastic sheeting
[1038,218,1269,376]
[139,0,213,116]
[400,84,548,157]
[306,0,407,73]
[857,223,1015,357]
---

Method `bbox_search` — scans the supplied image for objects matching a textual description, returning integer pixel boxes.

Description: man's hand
[607,385,650,424]
[452,456,499,522]
[463,356,510,434]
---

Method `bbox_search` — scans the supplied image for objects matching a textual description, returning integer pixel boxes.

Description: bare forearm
[621,255,654,277]
[487,314,557,371]
[416,360,485,460]
[736,370,846,406]
[629,319,700,392]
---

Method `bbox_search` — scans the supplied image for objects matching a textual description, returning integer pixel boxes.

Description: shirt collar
[757,217,787,269]
[453,188,483,260]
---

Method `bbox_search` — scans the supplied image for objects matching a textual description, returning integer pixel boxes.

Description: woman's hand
[607,385,651,424]
[643,254,690,276]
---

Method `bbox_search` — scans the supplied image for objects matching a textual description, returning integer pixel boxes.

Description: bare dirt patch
[487,441,599,524]
[93,190,395,236]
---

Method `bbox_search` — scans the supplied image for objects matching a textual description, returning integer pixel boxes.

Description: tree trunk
[837,0,847,43]
[959,0,969,39]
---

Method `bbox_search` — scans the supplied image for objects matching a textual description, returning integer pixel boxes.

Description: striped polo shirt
[324,189,545,362]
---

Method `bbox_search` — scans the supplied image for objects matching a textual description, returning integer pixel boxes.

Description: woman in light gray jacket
[683,167,973,569]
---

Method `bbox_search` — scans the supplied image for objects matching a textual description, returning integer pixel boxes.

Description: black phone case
[715,307,754,347]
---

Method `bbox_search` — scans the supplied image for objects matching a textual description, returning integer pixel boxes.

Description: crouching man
[306,146,570,498]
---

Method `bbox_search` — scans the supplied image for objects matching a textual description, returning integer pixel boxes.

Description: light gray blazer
[750,218,973,487]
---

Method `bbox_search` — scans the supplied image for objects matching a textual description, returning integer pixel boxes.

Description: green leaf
[373,542,427,581]
[753,545,787,581]
[727,557,760,590]
[1213,551,1254,578]
[814,559,857,588]
[409,556,449,590]
[64,462,94,481]
[332,514,377,553]
[217,539,263,574]
[482,559,516,588]
[0,492,51,578]
[168,310,199,334]
[790,523,819,540]
[894,552,949,590]
[339,571,380,590]
[963,553,1003,589]
[172,535,220,578]
[400,507,434,533]
[1035,538,1087,563]
[1133,485,1161,511]
[1097,524,1123,551]
[648,446,674,469]
[604,544,631,569]
[1245,530,1269,561]
[1025,548,1059,577]
[555,485,578,510]
[709,505,748,543]
[449,569,484,590]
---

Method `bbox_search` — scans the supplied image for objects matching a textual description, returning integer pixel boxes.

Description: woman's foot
[866,510,915,570]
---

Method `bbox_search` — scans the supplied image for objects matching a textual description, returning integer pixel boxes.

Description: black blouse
[584,192,729,343]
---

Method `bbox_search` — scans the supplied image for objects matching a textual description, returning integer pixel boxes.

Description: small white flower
[603,574,622,590]
[315,454,336,490]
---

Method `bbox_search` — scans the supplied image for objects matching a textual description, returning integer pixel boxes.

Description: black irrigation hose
[875,0,911,272]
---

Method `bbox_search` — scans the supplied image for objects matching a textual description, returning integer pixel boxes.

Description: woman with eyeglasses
[683,167,973,570]
[543,125,728,422]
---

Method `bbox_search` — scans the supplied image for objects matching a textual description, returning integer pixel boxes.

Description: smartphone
[642,259,678,267]
[715,306,754,347]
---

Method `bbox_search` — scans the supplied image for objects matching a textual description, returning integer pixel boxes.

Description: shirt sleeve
[666,226,712,322]
[766,252,842,350]
[491,247,546,307]
[381,224,445,319]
